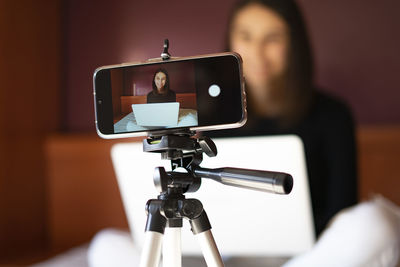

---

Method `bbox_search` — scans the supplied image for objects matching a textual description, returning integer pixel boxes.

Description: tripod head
[143,134,293,196]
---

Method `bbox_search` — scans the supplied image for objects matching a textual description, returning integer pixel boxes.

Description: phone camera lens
[208,84,221,97]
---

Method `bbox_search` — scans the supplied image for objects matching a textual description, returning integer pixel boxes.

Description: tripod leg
[197,230,224,267]
[139,200,166,267]
[140,231,163,267]
[163,227,182,267]
[190,211,225,267]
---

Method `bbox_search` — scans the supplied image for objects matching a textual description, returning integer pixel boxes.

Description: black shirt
[147,90,176,103]
[206,91,358,236]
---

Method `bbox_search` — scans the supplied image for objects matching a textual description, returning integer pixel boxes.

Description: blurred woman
[207,0,358,237]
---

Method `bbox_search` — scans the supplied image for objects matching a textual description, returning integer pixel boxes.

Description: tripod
[138,134,293,267]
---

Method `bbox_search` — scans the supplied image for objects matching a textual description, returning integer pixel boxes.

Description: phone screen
[94,54,245,137]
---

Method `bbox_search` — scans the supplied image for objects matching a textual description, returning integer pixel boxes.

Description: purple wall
[297,0,400,124]
[65,0,400,131]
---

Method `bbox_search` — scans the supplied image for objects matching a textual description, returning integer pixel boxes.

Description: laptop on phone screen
[132,102,180,127]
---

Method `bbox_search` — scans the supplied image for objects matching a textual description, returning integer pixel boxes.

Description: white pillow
[87,228,140,267]
[283,195,400,267]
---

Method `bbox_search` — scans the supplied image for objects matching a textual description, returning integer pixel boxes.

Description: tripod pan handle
[194,167,293,194]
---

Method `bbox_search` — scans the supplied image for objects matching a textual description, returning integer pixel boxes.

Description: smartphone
[93,52,247,138]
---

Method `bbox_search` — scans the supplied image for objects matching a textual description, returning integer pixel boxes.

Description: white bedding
[114,108,198,133]
[30,245,89,267]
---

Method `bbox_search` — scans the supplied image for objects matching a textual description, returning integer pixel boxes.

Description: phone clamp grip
[161,39,171,60]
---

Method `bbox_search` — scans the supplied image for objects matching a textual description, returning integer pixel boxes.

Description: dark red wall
[297,0,400,124]
[65,0,400,131]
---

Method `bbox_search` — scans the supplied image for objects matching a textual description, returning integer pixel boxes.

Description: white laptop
[111,135,315,257]
[132,102,180,127]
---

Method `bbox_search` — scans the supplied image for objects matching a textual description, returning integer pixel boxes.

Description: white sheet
[114,108,197,133]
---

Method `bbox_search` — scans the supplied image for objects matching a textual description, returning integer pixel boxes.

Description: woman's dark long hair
[226,0,314,126]
[151,68,170,94]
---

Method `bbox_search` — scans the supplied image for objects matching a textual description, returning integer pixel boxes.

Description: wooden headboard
[44,126,400,251]
[357,126,400,204]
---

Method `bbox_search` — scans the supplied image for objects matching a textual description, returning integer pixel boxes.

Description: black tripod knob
[198,136,217,157]
[154,167,169,193]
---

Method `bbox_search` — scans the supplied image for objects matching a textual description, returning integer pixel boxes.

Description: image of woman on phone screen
[147,68,176,103]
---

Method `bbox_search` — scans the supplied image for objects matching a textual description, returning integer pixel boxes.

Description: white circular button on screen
[208,84,221,97]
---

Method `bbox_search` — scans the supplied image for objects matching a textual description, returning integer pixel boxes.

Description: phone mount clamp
[161,39,171,60]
